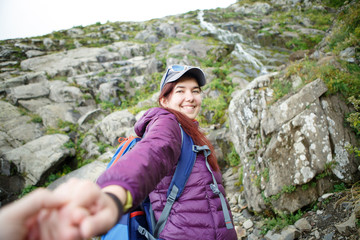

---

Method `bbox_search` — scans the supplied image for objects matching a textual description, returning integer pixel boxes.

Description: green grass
[226,144,241,167]
[260,210,303,234]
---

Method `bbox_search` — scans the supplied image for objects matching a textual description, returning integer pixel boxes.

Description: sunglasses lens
[171,65,185,72]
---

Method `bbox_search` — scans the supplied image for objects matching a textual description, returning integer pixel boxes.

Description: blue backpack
[102,125,233,240]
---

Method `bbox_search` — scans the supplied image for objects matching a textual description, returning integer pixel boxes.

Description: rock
[323,231,334,240]
[320,94,359,183]
[339,47,355,62]
[80,134,101,159]
[47,161,107,190]
[281,225,300,239]
[167,40,211,60]
[6,82,50,104]
[294,218,312,232]
[37,103,81,128]
[234,2,272,15]
[0,76,27,92]
[235,226,247,239]
[95,110,136,146]
[262,78,328,135]
[67,28,84,37]
[158,22,177,38]
[135,29,159,43]
[265,225,300,240]
[319,193,334,201]
[1,134,73,186]
[98,81,122,102]
[25,50,45,58]
[48,80,83,103]
[78,108,102,126]
[20,47,106,77]
[0,101,21,123]
[335,212,357,235]
[264,230,282,240]
[18,98,52,112]
[43,38,54,50]
[4,115,43,146]
[243,219,254,229]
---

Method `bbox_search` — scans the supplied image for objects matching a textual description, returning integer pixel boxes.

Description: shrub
[226,144,241,167]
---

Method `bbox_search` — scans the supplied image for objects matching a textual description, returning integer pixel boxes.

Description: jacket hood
[135,107,173,137]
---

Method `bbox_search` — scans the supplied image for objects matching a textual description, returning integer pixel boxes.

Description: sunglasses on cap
[160,65,206,91]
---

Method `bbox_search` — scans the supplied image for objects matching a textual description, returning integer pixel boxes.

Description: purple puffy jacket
[97,108,237,240]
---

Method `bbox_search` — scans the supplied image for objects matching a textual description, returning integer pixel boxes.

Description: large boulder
[95,110,136,146]
[0,101,43,148]
[229,75,359,213]
[0,134,74,186]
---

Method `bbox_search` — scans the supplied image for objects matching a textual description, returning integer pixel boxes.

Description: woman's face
[161,77,202,120]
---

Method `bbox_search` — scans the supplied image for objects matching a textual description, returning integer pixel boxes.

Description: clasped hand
[0,178,119,240]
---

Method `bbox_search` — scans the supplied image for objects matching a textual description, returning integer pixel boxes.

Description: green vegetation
[30,114,43,124]
[97,142,111,154]
[270,57,360,105]
[326,0,360,54]
[345,96,360,158]
[260,210,303,235]
[19,185,37,198]
[225,144,241,167]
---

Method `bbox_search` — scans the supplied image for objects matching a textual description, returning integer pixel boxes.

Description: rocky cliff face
[1,0,359,238]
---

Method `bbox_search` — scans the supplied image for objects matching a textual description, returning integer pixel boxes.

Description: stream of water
[198,10,285,78]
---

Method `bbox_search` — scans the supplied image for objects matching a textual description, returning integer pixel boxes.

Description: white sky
[0,0,236,40]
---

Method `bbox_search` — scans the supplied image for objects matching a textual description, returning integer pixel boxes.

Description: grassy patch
[326,1,360,53]
[261,210,303,234]
[271,59,360,105]
[269,77,292,103]
[226,144,241,167]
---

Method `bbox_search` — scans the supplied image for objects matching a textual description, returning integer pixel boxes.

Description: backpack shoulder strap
[193,145,234,230]
[107,136,141,169]
[166,124,196,199]
[153,124,196,237]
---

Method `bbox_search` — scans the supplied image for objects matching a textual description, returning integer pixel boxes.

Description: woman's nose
[185,91,194,101]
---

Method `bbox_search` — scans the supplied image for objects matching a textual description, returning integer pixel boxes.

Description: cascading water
[198,10,275,78]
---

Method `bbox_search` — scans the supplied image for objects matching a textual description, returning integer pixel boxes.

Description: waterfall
[198,10,268,77]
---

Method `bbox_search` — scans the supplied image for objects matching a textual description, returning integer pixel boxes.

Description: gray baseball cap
[160,65,206,91]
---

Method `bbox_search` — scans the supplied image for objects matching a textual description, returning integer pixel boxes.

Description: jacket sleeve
[96,114,182,209]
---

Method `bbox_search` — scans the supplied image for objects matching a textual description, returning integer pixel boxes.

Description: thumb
[80,209,118,238]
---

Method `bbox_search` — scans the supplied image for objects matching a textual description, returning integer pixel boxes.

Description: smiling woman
[160,76,202,120]
[0,0,236,40]
[29,64,238,240]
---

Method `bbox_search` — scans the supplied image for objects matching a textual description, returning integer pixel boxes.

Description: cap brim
[161,67,206,90]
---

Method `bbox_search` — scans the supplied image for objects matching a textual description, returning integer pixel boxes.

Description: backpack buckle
[192,145,199,153]
[210,184,220,195]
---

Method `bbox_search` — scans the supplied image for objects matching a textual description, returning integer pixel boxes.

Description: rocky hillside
[1,0,359,239]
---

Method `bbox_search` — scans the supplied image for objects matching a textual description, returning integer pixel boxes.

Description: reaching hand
[35,178,122,240]
[0,188,67,240]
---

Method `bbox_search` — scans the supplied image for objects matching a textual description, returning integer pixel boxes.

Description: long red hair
[158,76,219,171]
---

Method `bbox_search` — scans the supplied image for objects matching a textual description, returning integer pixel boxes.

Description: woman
[35,65,237,240]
